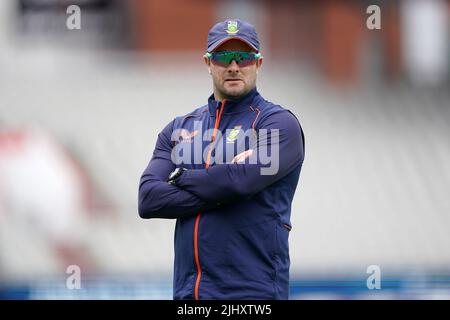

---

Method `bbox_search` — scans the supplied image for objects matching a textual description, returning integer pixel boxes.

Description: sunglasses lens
[211,52,258,67]
[211,54,231,67]
[237,57,256,67]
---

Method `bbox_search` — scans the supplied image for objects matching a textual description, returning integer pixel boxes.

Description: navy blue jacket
[138,88,305,299]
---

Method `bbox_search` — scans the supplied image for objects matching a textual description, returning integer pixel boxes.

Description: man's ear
[256,56,263,69]
[204,55,211,74]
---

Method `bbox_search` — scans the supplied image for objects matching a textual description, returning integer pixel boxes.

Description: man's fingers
[231,149,253,163]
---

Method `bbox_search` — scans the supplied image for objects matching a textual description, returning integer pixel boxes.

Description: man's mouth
[225,79,243,83]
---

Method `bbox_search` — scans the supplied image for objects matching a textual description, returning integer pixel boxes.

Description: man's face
[205,39,263,101]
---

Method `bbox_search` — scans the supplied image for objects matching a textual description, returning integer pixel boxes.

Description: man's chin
[222,88,248,100]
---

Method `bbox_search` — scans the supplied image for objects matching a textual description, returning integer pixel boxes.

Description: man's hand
[231,149,253,163]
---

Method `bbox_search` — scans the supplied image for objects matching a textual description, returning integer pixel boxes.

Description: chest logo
[226,125,242,143]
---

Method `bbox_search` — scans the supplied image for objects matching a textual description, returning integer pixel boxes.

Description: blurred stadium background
[0,0,449,299]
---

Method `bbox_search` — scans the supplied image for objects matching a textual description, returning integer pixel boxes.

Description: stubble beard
[214,79,254,101]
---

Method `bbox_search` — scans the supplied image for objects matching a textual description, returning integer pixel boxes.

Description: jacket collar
[207,87,259,115]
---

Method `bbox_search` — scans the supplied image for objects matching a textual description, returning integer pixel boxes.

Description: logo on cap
[226,21,239,34]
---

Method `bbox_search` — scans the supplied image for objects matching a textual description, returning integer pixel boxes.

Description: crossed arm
[138,111,304,219]
[138,121,216,219]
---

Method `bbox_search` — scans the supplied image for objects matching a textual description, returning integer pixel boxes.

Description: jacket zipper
[193,99,226,300]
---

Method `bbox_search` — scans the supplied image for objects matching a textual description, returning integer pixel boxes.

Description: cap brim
[208,36,258,52]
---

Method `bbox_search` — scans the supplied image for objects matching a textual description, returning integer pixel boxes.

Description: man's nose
[227,60,240,73]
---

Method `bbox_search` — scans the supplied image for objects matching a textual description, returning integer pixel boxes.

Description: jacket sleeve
[175,110,305,203]
[138,120,217,219]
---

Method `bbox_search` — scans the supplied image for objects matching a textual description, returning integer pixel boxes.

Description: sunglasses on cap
[204,51,262,67]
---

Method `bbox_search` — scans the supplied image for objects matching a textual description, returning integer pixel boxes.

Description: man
[138,19,305,300]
